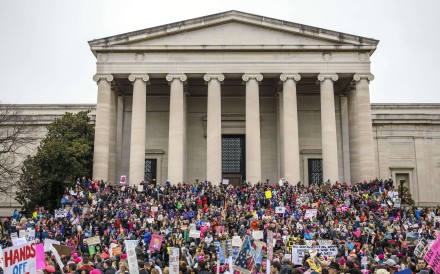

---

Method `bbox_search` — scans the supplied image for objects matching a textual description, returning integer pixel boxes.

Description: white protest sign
[170,247,180,274]
[394,198,401,208]
[12,237,27,246]
[137,185,144,192]
[189,230,201,239]
[55,209,67,218]
[252,230,264,240]
[50,244,64,269]
[19,230,26,239]
[44,239,60,252]
[2,242,36,274]
[232,236,242,247]
[275,207,285,214]
[291,245,338,265]
[151,206,158,212]
[434,216,440,223]
[125,240,140,274]
[304,209,318,219]
[222,179,229,185]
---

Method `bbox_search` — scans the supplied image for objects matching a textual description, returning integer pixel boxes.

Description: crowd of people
[1,178,439,274]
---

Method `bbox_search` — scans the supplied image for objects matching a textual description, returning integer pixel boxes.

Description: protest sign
[275,207,285,214]
[394,198,401,208]
[252,230,264,240]
[189,230,201,238]
[120,175,127,184]
[151,206,158,212]
[138,185,144,192]
[2,242,36,274]
[414,238,430,258]
[12,237,27,246]
[434,216,440,224]
[267,231,274,261]
[265,191,272,199]
[44,238,60,252]
[232,236,242,247]
[86,236,101,246]
[222,179,229,185]
[304,239,334,246]
[112,246,122,256]
[407,232,420,245]
[424,236,440,274]
[170,247,180,274]
[53,244,74,256]
[149,234,163,251]
[0,247,3,269]
[304,209,318,219]
[55,209,67,218]
[35,243,45,270]
[291,245,338,265]
[126,240,140,274]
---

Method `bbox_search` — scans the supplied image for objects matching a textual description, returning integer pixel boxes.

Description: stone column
[242,73,263,183]
[92,74,113,181]
[318,73,339,183]
[128,74,149,185]
[108,86,118,183]
[348,83,360,183]
[204,74,225,185]
[354,73,376,181]
[116,95,124,183]
[166,74,187,184]
[276,89,284,179]
[280,73,301,184]
[340,95,351,183]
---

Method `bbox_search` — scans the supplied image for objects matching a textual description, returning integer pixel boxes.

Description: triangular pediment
[89,11,378,53]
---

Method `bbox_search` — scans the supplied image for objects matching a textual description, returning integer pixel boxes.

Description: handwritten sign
[3,242,36,274]
[304,209,318,219]
[424,236,440,273]
[149,234,163,251]
[252,230,264,240]
[265,191,272,199]
[189,230,201,238]
[86,236,101,246]
[169,247,180,274]
[275,207,285,214]
[291,245,338,265]
[120,175,127,184]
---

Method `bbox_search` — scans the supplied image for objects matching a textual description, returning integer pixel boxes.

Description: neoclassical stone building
[89,11,379,187]
[3,11,439,212]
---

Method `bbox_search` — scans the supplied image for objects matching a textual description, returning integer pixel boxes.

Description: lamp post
[399,180,405,198]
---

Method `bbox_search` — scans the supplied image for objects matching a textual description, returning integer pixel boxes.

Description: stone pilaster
[204,74,225,185]
[92,74,114,181]
[166,73,187,184]
[340,95,351,183]
[242,73,263,183]
[318,73,339,183]
[128,74,149,185]
[354,73,376,181]
[280,73,301,184]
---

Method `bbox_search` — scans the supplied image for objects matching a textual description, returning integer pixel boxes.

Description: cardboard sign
[291,245,338,265]
[50,244,64,269]
[126,240,140,274]
[275,206,285,214]
[86,236,101,246]
[149,234,163,251]
[53,244,74,256]
[189,230,201,238]
[169,247,180,274]
[2,242,36,274]
[120,175,127,184]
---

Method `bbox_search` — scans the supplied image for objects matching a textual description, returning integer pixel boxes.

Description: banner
[304,209,318,219]
[275,207,285,214]
[189,230,201,238]
[424,236,440,274]
[149,234,163,251]
[3,242,36,274]
[169,247,180,274]
[291,245,338,265]
[126,240,140,274]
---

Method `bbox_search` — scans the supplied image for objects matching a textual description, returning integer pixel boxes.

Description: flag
[233,237,264,274]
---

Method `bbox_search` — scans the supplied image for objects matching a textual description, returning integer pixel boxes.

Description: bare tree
[0,102,38,197]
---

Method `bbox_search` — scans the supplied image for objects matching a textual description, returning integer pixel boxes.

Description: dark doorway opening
[308,158,323,185]
[222,135,245,186]
[144,159,157,183]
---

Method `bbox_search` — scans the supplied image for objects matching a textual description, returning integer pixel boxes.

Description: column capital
[203,73,225,82]
[280,73,301,82]
[353,73,374,82]
[318,73,338,82]
[128,73,150,82]
[93,74,113,83]
[166,73,187,82]
[242,73,263,82]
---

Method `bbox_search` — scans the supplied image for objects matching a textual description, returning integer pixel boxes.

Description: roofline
[89,10,379,52]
